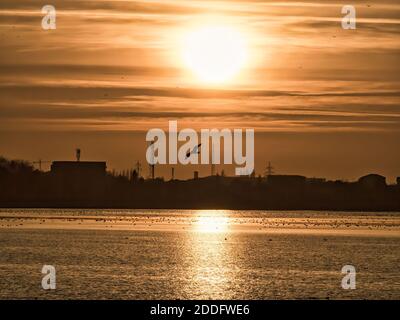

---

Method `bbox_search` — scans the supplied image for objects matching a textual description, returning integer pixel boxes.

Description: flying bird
[186,143,201,159]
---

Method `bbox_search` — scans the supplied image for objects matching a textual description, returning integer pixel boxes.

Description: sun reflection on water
[194,210,230,233]
[180,210,235,299]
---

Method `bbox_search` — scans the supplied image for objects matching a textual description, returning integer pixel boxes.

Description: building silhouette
[358,174,387,189]
[0,155,399,211]
[51,161,107,205]
[51,161,106,177]
[267,175,306,187]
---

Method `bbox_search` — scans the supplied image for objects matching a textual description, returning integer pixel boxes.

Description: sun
[195,215,229,233]
[182,25,248,85]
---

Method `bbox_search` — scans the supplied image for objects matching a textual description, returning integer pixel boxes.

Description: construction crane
[265,161,275,177]
[211,163,215,176]
[211,144,216,176]
[148,141,155,179]
[135,161,142,178]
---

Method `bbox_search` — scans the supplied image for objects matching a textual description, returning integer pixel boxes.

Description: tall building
[51,161,106,177]
[50,161,107,204]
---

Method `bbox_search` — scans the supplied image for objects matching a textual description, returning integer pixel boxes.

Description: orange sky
[0,1,399,181]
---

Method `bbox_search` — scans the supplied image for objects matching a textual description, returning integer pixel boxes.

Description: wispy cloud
[0,0,399,134]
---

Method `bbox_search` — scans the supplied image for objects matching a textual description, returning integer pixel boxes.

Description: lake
[0,209,399,299]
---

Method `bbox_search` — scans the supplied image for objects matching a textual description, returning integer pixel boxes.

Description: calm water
[0,209,399,299]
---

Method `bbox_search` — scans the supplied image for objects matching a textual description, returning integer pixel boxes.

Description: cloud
[1,79,399,132]
[0,0,399,134]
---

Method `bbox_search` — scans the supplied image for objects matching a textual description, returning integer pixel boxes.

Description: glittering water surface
[0,209,399,299]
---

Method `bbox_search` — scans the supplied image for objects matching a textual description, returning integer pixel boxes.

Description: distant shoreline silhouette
[1,156,399,211]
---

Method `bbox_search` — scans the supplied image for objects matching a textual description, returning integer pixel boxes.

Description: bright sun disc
[182,25,247,84]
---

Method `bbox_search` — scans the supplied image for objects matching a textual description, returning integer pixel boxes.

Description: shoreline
[1,209,399,237]
[1,206,400,213]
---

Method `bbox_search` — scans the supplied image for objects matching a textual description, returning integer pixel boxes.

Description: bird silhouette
[186,143,202,159]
